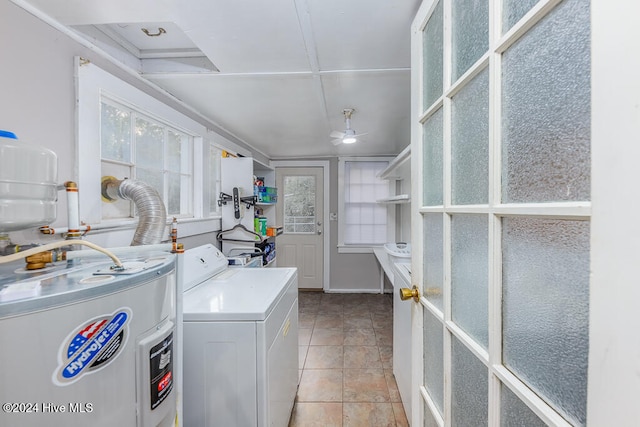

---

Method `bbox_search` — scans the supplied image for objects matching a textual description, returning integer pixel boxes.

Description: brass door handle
[399,285,420,302]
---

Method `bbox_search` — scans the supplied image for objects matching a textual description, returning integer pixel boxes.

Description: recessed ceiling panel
[174,2,310,73]
[101,22,196,52]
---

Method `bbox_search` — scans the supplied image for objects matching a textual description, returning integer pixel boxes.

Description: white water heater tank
[0,130,57,232]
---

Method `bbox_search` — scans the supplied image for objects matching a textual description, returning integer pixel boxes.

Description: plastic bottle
[0,130,58,232]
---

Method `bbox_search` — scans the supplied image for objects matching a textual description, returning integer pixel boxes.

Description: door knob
[399,285,420,302]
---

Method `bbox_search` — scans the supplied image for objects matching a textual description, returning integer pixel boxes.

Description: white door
[408,1,591,425]
[276,167,324,290]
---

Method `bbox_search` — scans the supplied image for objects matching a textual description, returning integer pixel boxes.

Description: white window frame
[99,96,195,219]
[337,156,395,253]
[76,58,222,237]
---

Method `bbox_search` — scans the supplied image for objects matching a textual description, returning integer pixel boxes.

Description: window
[100,98,194,219]
[338,157,393,251]
[77,59,222,236]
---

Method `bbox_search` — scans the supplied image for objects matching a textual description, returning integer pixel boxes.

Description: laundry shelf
[377,194,410,204]
[377,145,411,180]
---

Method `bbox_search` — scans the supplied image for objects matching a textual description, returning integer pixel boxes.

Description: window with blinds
[340,159,390,246]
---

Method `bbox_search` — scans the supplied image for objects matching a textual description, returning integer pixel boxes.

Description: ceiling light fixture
[342,129,357,144]
[330,108,367,145]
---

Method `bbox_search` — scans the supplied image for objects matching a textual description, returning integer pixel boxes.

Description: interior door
[409,1,591,426]
[276,167,324,290]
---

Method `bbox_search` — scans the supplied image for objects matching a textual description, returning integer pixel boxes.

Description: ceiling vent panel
[72,21,219,74]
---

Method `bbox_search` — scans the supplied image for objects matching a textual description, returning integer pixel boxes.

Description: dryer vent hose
[101,177,167,246]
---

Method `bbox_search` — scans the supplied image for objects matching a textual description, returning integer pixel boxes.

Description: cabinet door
[220,157,257,255]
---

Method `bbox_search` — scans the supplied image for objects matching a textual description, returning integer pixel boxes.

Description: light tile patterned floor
[289,292,409,427]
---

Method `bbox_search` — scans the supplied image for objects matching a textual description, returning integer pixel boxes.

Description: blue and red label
[53,308,132,386]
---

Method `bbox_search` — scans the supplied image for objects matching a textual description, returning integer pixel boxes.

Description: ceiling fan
[330,108,366,145]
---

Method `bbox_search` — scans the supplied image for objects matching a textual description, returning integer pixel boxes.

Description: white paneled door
[276,167,324,289]
[409,0,591,426]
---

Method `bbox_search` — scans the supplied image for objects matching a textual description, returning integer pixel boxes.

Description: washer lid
[182,267,296,321]
[179,244,228,292]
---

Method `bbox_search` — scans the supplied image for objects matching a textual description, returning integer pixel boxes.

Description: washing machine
[178,244,298,427]
[0,249,178,427]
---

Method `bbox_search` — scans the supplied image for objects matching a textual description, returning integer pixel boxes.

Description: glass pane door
[411,0,591,425]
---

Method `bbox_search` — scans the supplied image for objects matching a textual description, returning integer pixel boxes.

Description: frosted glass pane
[423,108,443,206]
[451,0,489,81]
[167,173,190,216]
[451,214,488,348]
[422,0,443,109]
[502,0,539,34]
[451,337,488,426]
[500,384,546,427]
[451,68,489,205]
[136,168,163,197]
[424,401,439,427]
[135,118,164,170]
[167,130,188,173]
[502,217,589,426]
[423,308,444,415]
[423,214,443,310]
[101,102,131,162]
[284,176,315,234]
[501,0,590,203]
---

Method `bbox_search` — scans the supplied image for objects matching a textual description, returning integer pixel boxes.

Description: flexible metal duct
[101,177,167,246]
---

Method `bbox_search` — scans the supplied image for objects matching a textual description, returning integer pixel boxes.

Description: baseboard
[323,288,393,294]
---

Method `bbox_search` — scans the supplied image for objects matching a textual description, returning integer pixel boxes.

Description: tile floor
[289,291,409,427]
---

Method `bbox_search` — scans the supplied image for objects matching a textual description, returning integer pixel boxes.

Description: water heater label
[53,307,132,386]
[149,332,174,410]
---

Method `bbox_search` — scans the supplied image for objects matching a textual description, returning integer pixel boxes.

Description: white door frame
[588,1,640,425]
[271,160,330,292]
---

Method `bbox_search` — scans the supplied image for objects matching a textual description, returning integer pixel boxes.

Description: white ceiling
[21,0,420,159]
